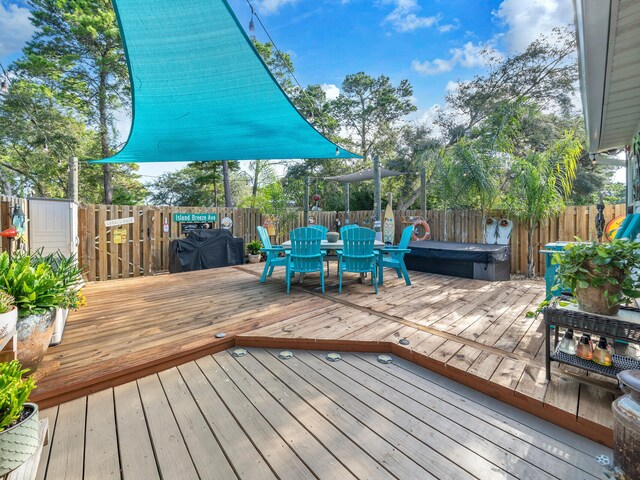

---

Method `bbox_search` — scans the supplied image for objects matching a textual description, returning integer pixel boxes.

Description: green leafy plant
[552,239,640,307]
[247,241,262,256]
[0,253,67,317]
[0,361,35,431]
[0,292,15,315]
[30,252,85,310]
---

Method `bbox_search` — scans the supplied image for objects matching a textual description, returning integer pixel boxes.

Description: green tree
[385,124,441,210]
[148,161,239,206]
[16,0,130,204]
[506,131,581,277]
[0,77,145,204]
[291,85,341,140]
[252,39,295,95]
[450,99,533,241]
[438,27,578,145]
[331,72,417,159]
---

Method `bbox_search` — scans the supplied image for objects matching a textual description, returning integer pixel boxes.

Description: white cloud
[320,83,340,101]
[493,0,574,51]
[445,80,459,92]
[411,42,497,75]
[0,3,35,59]
[382,0,455,33]
[254,0,299,15]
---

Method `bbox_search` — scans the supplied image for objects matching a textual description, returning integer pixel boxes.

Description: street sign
[173,213,218,223]
[105,217,135,227]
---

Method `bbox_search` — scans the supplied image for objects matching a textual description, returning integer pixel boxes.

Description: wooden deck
[33,263,625,447]
[36,348,611,480]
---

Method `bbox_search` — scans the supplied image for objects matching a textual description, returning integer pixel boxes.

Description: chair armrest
[290,253,324,259]
[261,247,285,253]
[382,248,411,254]
[342,253,376,259]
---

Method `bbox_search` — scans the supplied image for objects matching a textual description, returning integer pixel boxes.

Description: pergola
[323,166,407,225]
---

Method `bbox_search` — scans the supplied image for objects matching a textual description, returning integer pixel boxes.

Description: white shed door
[29,199,78,257]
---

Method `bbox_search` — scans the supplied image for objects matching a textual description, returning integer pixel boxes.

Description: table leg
[545,322,551,381]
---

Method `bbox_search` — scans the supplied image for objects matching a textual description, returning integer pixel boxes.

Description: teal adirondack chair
[286,227,325,294]
[379,225,413,286]
[337,227,378,294]
[340,224,358,236]
[309,224,328,239]
[310,224,334,274]
[257,226,287,283]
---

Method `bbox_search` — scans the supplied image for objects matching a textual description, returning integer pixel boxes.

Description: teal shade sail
[92,0,359,163]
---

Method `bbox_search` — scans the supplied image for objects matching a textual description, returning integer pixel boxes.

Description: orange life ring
[412,219,431,241]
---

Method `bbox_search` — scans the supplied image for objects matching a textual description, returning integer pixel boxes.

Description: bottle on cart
[576,333,593,360]
[558,328,577,355]
[593,337,613,367]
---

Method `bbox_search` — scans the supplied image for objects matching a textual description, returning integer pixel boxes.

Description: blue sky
[0,0,575,178]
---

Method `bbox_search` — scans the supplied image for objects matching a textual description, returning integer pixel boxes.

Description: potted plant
[0,292,16,350]
[552,239,640,315]
[41,253,84,346]
[0,253,66,372]
[0,361,37,476]
[247,241,263,263]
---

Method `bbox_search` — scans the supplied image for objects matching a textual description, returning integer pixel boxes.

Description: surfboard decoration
[383,203,395,244]
[485,218,498,244]
[496,219,513,245]
[605,215,626,241]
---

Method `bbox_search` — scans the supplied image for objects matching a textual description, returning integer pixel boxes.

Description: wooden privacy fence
[78,202,627,281]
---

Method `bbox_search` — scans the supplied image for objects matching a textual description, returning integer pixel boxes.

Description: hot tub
[404,241,511,281]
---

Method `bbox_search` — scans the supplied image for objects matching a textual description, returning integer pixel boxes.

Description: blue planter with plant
[0,361,38,476]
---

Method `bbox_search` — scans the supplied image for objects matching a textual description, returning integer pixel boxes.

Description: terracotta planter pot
[17,311,55,373]
[574,283,621,316]
[0,307,17,348]
[248,254,261,264]
[0,403,39,476]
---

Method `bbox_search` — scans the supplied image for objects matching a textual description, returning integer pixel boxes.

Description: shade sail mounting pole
[303,175,310,225]
[373,155,381,233]
[345,182,350,224]
[420,166,426,219]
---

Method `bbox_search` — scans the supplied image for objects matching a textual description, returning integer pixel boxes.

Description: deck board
[37,348,611,480]
[32,263,626,448]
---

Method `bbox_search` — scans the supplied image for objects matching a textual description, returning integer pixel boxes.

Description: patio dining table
[281,239,387,284]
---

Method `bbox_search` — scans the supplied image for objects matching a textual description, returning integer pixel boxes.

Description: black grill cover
[169,229,244,273]
[407,241,510,263]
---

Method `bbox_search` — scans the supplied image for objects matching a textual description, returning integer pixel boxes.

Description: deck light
[377,355,393,364]
[326,352,341,362]
[231,348,247,357]
[278,351,293,360]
